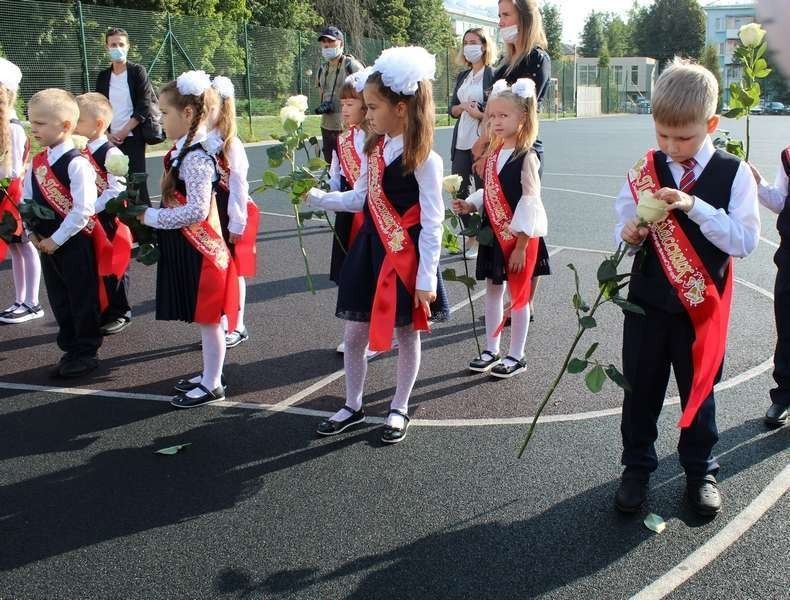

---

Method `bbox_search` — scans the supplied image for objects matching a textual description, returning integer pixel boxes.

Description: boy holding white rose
[75,93,134,336]
[613,58,759,517]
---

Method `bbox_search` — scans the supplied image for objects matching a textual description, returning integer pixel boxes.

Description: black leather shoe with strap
[469,350,501,373]
[490,356,526,379]
[316,405,365,436]
[170,384,225,409]
[381,409,410,444]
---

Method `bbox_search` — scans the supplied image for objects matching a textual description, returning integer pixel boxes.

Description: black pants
[771,244,790,407]
[621,306,720,479]
[321,128,340,164]
[98,213,132,323]
[451,148,483,230]
[118,134,149,205]
[42,235,102,359]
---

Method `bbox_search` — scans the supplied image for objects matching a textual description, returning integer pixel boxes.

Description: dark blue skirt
[155,229,203,323]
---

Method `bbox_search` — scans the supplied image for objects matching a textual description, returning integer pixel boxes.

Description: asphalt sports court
[1,115,788,599]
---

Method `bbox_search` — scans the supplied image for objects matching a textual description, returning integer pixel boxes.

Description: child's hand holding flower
[656,187,695,213]
[452,199,475,215]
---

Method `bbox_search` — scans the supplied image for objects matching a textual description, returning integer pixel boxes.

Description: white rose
[443,174,463,195]
[71,135,88,151]
[279,105,306,127]
[738,23,766,48]
[286,95,309,113]
[105,153,130,177]
[636,191,668,224]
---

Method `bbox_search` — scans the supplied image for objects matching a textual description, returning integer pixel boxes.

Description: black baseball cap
[318,26,344,42]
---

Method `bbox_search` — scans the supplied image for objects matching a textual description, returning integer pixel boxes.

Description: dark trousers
[621,306,720,479]
[41,235,102,359]
[451,148,483,229]
[118,134,149,205]
[770,244,790,407]
[98,213,132,323]
[321,128,340,164]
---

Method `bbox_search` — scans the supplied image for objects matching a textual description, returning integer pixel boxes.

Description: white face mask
[322,46,342,60]
[463,45,484,63]
[501,25,519,44]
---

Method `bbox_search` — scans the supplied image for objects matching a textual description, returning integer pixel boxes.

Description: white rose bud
[279,105,306,127]
[738,23,766,48]
[286,95,309,113]
[105,153,130,177]
[443,174,463,195]
[636,191,668,224]
[71,135,88,151]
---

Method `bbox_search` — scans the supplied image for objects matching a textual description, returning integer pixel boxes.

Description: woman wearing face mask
[449,28,495,259]
[95,27,159,208]
[473,0,551,318]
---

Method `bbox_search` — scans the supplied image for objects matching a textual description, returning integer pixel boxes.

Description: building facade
[444,6,500,43]
[703,1,756,103]
[576,57,657,97]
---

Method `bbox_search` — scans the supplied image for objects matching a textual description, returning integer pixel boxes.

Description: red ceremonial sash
[217,154,259,277]
[336,127,365,248]
[628,150,733,428]
[83,148,133,279]
[32,151,114,311]
[483,148,539,336]
[366,139,430,351]
[0,177,23,261]
[163,152,239,331]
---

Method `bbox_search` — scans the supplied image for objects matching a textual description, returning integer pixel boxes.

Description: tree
[248,0,321,30]
[632,0,705,67]
[598,44,610,68]
[700,44,722,110]
[603,14,631,57]
[540,3,563,61]
[369,0,410,46]
[403,0,455,55]
[579,11,605,58]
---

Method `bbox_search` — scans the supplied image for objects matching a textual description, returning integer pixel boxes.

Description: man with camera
[316,26,363,163]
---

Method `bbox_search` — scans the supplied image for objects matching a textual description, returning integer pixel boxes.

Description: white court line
[543,186,615,199]
[631,461,790,600]
[543,172,624,179]
[759,235,780,249]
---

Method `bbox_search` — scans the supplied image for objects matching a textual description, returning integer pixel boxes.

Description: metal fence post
[244,21,253,133]
[445,48,451,126]
[167,12,176,80]
[297,31,303,95]
[76,0,91,92]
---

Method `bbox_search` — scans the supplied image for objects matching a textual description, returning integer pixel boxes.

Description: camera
[315,100,335,115]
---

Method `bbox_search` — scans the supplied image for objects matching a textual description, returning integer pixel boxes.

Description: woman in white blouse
[449,28,496,258]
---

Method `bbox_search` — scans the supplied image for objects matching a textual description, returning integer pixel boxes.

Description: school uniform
[757,147,790,422]
[614,136,760,481]
[327,126,367,283]
[84,136,132,326]
[23,139,102,364]
[0,112,29,249]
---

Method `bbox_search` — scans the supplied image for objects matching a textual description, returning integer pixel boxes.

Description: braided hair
[160,80,208,204]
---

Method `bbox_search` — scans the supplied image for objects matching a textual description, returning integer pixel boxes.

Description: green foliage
[404,0,454,54]
[579,11,605,58]
[631,0,705,66]
[540,3,563,62]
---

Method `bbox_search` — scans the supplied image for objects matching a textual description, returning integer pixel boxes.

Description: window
[614,65,623,86]
[719,42,725,56]
[715,17,722,31]
[631,65,639,86]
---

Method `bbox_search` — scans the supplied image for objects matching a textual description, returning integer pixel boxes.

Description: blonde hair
[339,81,370,134]
[0,85,11,171]
[455,28,496,68]
[500,0,548,77]
[213,91,237,157]
[487,90,538,156]
[28,88,79,130]
[363,72,434,174]
[159,80,210,203]
[75,92,114,133]
[652,57,719,127]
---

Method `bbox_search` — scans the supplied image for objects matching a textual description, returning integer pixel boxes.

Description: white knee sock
[387,326,421,428]
[485,279,505,355]
[503,304,530,367]
[8,244,25,304]
[20,241,41,306]
[332,321,369,420]
[236,276,246,331]
[186,324,225,397]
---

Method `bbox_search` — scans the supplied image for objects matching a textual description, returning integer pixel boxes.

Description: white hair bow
[177,70,212,96]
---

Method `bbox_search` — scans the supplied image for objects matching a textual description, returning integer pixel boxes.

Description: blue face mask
[108,47,127,62]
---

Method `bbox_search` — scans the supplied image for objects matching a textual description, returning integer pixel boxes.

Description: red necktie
[678,158,697,193]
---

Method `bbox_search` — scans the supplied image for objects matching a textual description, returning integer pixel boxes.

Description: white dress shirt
[23,138,97,247]
[0,110,27,179]
[614,136,760,258]
[308,134,444,292]
[455,68,485,151]
[88,136,126,213]
[757,157,789,214]
[109,70,134,137]
[328,127,367,192]
[466,148,548,237]
[203,128,250,234]
[143,129,216,230]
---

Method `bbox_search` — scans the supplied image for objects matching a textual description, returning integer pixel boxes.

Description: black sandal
[381,409,410,444]
[469,350,501,373]
[316,405,366,436]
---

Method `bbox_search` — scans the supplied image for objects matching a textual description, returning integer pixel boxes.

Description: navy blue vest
[628,150,740,314]
[90,141,114,176]
[776,148,790,240]
[31,148,81,238]
[361,155,420,237]
[480,150,527,231]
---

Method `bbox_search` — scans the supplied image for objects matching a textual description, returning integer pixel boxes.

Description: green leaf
[476,226,494,247]
[585,365,606,393]
[754,67,771,79]
[155,442,191,455]
[307,157,327,170]
[605,364,631,392]
[450,215,459,228]
[262,170,280,188]
[723,108,746,119]
[612,296,646,315]
[31,203,56,220]
[568,358,588,374]
[579,316,597,329]
[596,259,618,283]
[584,342,599,359]
[726,139,746,159]
[308,136,319,147]
[755,41,768,61]
[298,211,315,221]
[460,213,482,237]
[137,243,160,265]
[567,263,581,297]
[572,293,590,313]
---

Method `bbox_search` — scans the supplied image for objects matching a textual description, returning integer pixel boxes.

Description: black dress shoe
[469,351,501,373]
[58,356,99,378]
[316,406,365,436]
[687,475,721,516]
[381,409,410,444]
[174,374,227,394]
[615,475,649,513]
[170,384,225,409]
[100,317,131,336]
[765,402,788,426]
[490,356,526,379]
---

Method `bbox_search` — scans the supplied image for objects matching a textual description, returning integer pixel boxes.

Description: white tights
[7,241,41,306]
[484,279,531,367]
[185,323,226,397]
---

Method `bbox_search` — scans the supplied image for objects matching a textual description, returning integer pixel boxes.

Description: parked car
[766,102,786,115]
[750,105,764,115]
[637,99,651,114]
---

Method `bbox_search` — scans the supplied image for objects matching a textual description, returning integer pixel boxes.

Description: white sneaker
[0,303,44,324]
